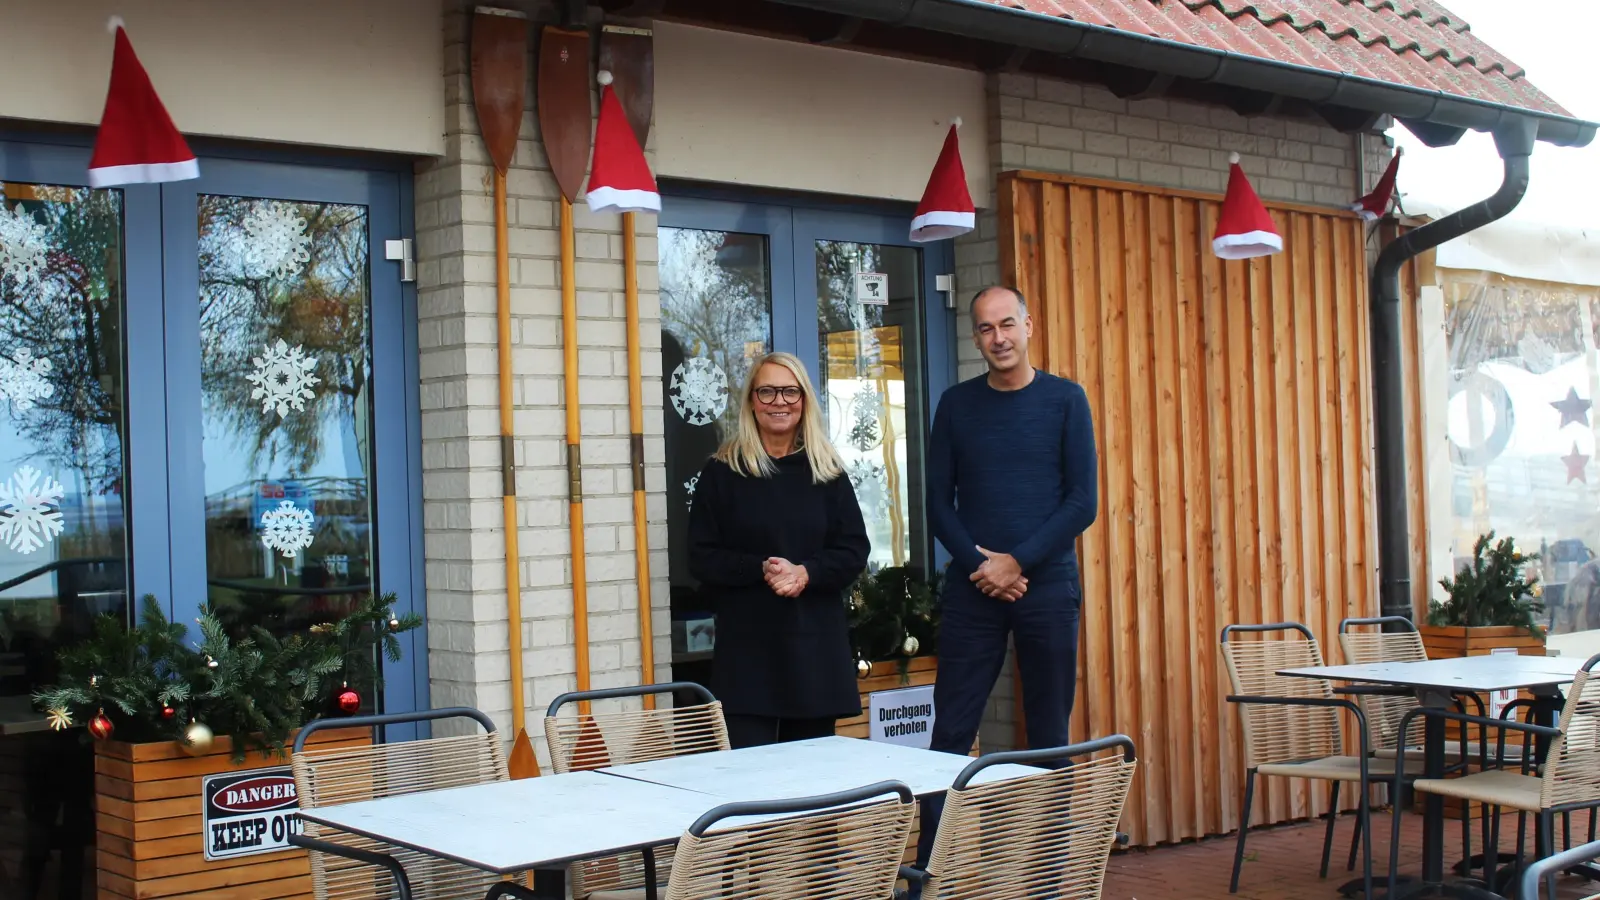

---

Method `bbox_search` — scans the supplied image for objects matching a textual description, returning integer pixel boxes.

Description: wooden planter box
[1418,625,1546,820]
[96,726,370,900]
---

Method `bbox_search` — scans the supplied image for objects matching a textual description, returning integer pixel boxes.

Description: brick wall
[416,0,671,760]
[956,71,1394,750]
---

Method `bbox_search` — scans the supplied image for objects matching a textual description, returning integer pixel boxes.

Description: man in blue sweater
[928,284,1097,758]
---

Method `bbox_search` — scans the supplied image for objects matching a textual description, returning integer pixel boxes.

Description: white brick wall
[957,71,1394,749]
[417,1,671,761]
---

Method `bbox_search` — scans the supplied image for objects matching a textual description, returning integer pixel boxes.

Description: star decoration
[1564,442,1590,484]
[46,707,72,731]
[1552,388,1593,429]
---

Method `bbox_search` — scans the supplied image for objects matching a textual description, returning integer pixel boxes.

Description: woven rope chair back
[663,792,915,900]
[1222,627,1341,769]
[291,731,511,900]
[921,750,1136,900]
[545,697,730,897]
[1339,625,1428,753]
[1542,665,1600,809]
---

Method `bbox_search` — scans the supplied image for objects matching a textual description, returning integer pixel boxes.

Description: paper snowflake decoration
[47,707,72,731]
[0,466,64,555]
[0,347,54,413]
[684,472,700,510]
[260,500,315,558]
[246,340,320,418]
[847,386,884,452]
[847,460,890,521]
[0,204,50,287]
[670,357,729,426]
[243,202,313,279]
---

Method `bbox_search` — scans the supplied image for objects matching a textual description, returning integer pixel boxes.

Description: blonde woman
[687,351,870,748]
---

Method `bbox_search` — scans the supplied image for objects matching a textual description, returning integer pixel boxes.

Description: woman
[688,351,870,749]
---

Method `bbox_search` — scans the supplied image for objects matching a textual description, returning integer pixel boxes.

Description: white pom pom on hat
[1229,152,1241,165]
[107,15,125,33]
[597,70,613,86]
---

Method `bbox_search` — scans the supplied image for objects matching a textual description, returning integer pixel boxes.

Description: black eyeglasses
[754,386,804,404]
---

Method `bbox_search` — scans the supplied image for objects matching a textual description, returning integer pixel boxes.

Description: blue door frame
[659,190,958,568]
[0,137,428,734]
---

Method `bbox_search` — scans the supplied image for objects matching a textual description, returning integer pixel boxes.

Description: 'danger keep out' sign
[868,684,936,749]
[202,767,304,861]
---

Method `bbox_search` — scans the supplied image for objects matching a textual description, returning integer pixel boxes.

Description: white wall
[0,0,444,156]
[653,22,990,207]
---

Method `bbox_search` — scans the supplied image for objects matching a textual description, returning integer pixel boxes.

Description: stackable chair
[1518,837,1600,899]
[1338,616,1490,767]
[1222,622,1420,899]
[543,683,730,899]
[290,707,525,900]
[1390,653,1600,900]
[898,736,1137,900]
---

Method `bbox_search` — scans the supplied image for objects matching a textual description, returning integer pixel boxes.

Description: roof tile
[980,0,1569,118]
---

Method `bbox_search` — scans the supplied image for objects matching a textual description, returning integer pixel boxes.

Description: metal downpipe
[1372,118,1537,624]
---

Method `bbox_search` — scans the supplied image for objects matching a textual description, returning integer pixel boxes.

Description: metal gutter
[1371,119,1536,623]
[763,0,1598,147]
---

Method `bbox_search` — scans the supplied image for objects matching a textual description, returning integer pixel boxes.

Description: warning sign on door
[202,766,304,860]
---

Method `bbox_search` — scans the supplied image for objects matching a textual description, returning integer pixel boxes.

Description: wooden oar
[469,6,539,780]
[599,23,658,708]
[538,23,595,709]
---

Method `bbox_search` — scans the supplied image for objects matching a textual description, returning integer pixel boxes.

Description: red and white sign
[202,767,303,860]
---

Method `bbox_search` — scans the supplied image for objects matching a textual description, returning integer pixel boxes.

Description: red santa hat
[89,17,198,187]
[910,119,975,242]
[1211,153,1281,260]
[585,71,659,215]
[1352,147,1402,222]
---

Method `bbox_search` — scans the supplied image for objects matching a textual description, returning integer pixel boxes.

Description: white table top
[601,736,1044,801]
[298,770,726,874]
[1279,654,1588,693]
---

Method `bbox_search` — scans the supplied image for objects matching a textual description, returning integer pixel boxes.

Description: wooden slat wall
[998,170,1382,847]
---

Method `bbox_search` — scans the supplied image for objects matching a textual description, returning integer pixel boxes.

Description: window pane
[815,241,927,572]
[0,180,129,896]
[659,228,772,667]
[198,196,374,658]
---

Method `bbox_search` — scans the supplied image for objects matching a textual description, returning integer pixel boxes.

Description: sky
[1389,0,1600,230]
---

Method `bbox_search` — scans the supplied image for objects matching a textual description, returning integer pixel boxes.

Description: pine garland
[846,565,941,681]
[1431,531,1545,636]
[33,592,420,760]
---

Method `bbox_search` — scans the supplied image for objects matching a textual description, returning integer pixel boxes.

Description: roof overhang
[756,0,1597,149]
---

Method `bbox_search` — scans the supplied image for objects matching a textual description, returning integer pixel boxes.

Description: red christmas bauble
[161,705,177,720]
[88,711,114,741]
[336,688,361,714]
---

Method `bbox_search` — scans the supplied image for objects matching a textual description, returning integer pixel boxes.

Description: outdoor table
[298,735,1044,900]
[1280,654,1586,899]
[599,735,1045,799]
[297,769,724,899]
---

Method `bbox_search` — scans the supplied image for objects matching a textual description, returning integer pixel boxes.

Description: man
[915,285,1097,869]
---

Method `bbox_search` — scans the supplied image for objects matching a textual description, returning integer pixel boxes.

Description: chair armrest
[1398,707,1560,738]
[1225,695,1371,760]
[290,835,413,900]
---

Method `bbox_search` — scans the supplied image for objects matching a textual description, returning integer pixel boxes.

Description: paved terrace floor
[1105,809,1600,899]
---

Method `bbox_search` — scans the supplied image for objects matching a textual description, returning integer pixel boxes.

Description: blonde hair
[715,351,845,483]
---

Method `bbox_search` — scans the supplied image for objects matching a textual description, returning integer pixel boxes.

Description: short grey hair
[969,285,1028,327]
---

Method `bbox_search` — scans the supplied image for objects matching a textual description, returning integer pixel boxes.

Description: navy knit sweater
[928,370,1098,591]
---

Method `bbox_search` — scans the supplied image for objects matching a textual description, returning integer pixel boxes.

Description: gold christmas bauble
[856,658,871,679]
[902,635,921,656]
[180,721,215,757]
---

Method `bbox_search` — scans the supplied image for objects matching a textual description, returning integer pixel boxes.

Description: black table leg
[643,847,659,900]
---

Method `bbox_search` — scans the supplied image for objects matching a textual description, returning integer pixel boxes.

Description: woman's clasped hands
[764,557,809,597]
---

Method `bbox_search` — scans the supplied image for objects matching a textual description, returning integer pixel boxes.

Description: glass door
[160,159,422,721]
[657,195,954,692]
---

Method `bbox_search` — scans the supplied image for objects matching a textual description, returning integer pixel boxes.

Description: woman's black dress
[687,451,870,721]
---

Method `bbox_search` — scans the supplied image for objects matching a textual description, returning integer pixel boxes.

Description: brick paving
[1104,809,1600,899]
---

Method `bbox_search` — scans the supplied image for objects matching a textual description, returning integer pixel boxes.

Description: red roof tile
[978,0,1570,118]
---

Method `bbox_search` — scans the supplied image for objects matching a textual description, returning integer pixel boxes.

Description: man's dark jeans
[912,581,1081,886]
